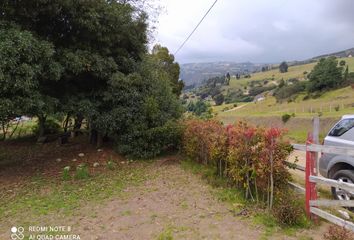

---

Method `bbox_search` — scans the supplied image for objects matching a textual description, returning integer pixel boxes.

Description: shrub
[213,93,224,106]
[334,105,340,112]
[274,82,306,101]
[273,192,305,226]
[226,123,292,205]
[281,114,291,124]
[324,225,354,240]
[183,119,227,168]
[303,95,310,101]
[75,164,90,179]
[182,120,292,208]
[249,84,276,96]
[115,120,184,158]
[32,118,61,135]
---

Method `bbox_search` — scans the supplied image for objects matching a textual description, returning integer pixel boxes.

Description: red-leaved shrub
[182,120,293,208]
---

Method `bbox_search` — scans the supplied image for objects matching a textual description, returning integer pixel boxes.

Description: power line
[174,0,218,55]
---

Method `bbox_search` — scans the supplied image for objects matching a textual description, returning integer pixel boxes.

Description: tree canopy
[279,61,288,73]
[308,57,344,92]
[152,44,184,96]
[0,1,182,157]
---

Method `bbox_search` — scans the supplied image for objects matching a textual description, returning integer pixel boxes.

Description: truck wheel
[331,170,354,200]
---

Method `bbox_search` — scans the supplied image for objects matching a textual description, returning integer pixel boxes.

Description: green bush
[75,164,90,179]
[213,93,224,106]
[32,118,61,135]
[281,114,291,124]
[115,120,184,158]
[248,84,276,96]
[274,81,306,101]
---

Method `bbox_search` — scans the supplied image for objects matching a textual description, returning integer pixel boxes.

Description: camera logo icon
[11,226,24,240]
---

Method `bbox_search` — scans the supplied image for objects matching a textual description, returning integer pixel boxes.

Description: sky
[153,0,354,64]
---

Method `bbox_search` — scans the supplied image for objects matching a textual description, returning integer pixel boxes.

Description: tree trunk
[9,120,20,139]
[96,132,103,148]
[63,114,70,133]
[1,122,7,140]
[73,115,84,137]
[37,115,47,138]
[90,129,98,145]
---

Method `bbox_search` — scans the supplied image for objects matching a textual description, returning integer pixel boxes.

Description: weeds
[0,162,150,221]
[75,163,90,179]
[62,166,71,181]
[107,160,117,170]
[156,227,174,240]
[323,225,354,240]
[272,192,308,227]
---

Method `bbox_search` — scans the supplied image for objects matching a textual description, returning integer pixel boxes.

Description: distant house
[349,54,353,58]
[254,93,265,102]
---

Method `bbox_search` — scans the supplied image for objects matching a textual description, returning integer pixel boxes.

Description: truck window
[329,119,354,137]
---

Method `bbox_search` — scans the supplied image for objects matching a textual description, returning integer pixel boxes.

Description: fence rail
[294,143,354,156]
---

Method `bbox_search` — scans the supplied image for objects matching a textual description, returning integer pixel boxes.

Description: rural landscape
[1,0,354,240]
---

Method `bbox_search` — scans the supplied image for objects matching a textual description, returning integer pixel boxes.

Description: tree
[279,61,288,73]
[99,56,182,157]
[225,72,231,85]
[1,0,148,143]
[236,73,241,79]
[0,24,62,139]
[262,66,268,72]
[344,66,349,82]
[339,60,346,66]
[308,57,344,92]
[152,44,184,96]
[213,94,224,106]
[1,1,182,156]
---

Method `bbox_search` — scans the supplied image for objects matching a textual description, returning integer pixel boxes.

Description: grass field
[214,86,354,142]
[226,57,354,90]
[217,86,354,118]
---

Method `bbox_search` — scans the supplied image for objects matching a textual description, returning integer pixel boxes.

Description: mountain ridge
[180,47,354,86]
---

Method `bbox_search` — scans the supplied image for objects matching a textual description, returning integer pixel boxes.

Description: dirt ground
[0,139,329,240]
[2,161,329,240]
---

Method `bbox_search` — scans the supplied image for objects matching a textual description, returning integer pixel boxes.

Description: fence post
[305,133,318,220]
[313,117,320,174]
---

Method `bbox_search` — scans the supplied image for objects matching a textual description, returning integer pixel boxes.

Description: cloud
[153,0,354,63]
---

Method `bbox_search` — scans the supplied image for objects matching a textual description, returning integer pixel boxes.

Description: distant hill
[181,47,354,87]
[180,62,263,86]
[312,47,354,60]
[288,47,354,67]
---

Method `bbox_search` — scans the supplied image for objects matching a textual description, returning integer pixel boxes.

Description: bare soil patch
[0,140,328,239]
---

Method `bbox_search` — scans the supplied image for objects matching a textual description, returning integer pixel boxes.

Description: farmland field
[226,57,354,90]
[214,85,354,142]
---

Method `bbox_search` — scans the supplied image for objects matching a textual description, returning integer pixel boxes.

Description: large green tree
[1,1,182,157]
[308,57,344,92]
[0,24,62,138]
[152,44,184,96]
[1,0,147,139]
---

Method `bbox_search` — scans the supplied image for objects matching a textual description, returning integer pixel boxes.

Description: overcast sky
[153,0,354,64]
